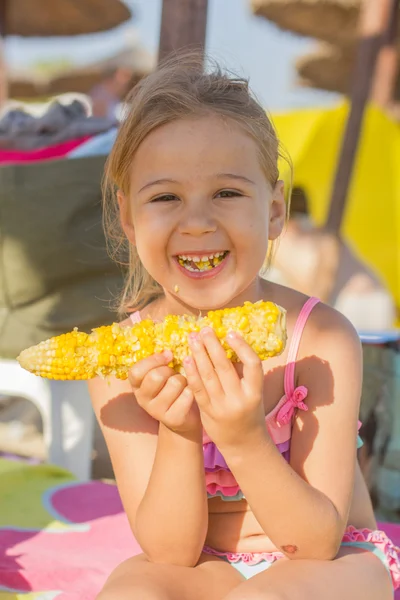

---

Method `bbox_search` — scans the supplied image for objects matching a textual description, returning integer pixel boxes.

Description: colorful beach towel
[0,457,399,599]
[0,458,140,599]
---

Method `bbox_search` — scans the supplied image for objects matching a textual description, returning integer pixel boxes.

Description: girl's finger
[199,327,238,393]
[187,333,223,404]
[184,357,209,409]
[140,365,176,398]
[164,386,197,426]
[152,374,188,414]
[128,350,173,389]
[226,331,264,392]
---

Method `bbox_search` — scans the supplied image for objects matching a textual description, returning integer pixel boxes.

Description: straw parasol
[44,46,154,97]
[8,74,41,99]
[296,42,400,100]
[296,44,353,94]
[8,45,154,99]
[0,0,131,37]
[0,0,132,105]
[251,0,362,46]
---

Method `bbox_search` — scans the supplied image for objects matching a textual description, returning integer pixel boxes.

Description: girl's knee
[225,587,290,600]
[96,556,169,600]
[96,556,186,600]
[97,579,172,600]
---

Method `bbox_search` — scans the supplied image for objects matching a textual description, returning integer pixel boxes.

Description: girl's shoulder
[262,281,361,356]
[121,299,167,326]
[119,315,137,327]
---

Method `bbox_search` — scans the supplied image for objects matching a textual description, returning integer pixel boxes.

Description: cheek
[134,211,169,242]
[236,211,269,262]
[133,212,171,266]
[235,226,269,269]
[237,209,269,242]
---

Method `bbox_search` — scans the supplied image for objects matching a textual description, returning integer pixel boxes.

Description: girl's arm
[88,374,208,567]
[219,306,362,561]
[135,422,208,566]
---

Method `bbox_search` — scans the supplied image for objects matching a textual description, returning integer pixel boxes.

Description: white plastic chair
[0,359,94,480]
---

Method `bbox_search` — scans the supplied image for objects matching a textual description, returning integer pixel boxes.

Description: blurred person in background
[90,66,133,119]
[269,188,396,331]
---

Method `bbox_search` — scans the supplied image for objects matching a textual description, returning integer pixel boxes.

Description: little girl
[89,52,400,599]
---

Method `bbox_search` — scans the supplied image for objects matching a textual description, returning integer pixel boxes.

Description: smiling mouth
[176,251,229,272]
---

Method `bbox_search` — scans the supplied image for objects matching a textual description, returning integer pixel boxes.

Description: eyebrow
[138,173,256,194]
[215,173,256,186]
[138,178,179,194]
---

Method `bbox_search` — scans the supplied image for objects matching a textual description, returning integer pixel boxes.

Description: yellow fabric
[272,102,400,319]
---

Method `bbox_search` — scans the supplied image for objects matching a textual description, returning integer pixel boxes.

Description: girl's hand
[185,328,267,449]
[129,351,202,439]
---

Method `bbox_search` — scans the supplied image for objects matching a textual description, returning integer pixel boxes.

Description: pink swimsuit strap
[130,310,141,324]
[283,296,320,399]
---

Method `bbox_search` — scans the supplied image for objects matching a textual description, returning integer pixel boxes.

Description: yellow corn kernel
[17,300,287,381]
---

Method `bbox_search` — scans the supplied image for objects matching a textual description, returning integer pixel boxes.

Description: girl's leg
[222,547,394,600]
[97,551,245,600]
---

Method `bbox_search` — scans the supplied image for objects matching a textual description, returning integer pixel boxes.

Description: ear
[268,180,286,241]
[117,190,136,246]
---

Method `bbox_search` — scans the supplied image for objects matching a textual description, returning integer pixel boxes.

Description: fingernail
[163,350,173,360]
[183,356,195,373]
[188,333,200,347]
[226,330,237,340]
[200,327,213,338]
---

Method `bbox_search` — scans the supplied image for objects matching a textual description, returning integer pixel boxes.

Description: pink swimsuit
[130,298,400,589]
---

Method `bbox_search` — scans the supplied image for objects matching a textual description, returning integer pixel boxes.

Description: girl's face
[119,115,285,313]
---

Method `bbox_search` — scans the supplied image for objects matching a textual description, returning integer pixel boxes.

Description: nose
[178,202,217,236]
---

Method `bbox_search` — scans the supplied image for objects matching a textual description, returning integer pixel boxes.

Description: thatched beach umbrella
[0,0,131,37]
[8,45,154,99]
[0,0,132,104]
[251,0,361,46]
[45,47,154,97]
[296,44,355,95]
[8,74,43,99]
[296,42,400,101]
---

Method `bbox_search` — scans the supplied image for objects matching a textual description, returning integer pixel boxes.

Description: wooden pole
[158,0,208,63]
[0,0,7,107]
[371,0,399,108]
[325,0,398,234]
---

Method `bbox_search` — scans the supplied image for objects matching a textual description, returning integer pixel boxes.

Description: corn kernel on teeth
[17,300,287,381]
[176,251,229,272]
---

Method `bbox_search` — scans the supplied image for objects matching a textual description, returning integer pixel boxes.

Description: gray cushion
[0,155,125,358]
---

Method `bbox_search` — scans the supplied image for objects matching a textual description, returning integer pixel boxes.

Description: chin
[177,286,247,313]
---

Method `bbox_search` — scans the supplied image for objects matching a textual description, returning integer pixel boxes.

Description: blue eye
[151,194,178,203]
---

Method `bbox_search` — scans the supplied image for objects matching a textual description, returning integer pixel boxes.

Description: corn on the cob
[17,300,287,381]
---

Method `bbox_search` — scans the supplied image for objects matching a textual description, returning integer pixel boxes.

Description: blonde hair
[103,50,292,316]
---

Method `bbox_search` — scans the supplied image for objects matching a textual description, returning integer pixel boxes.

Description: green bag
[0,155,125,358]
